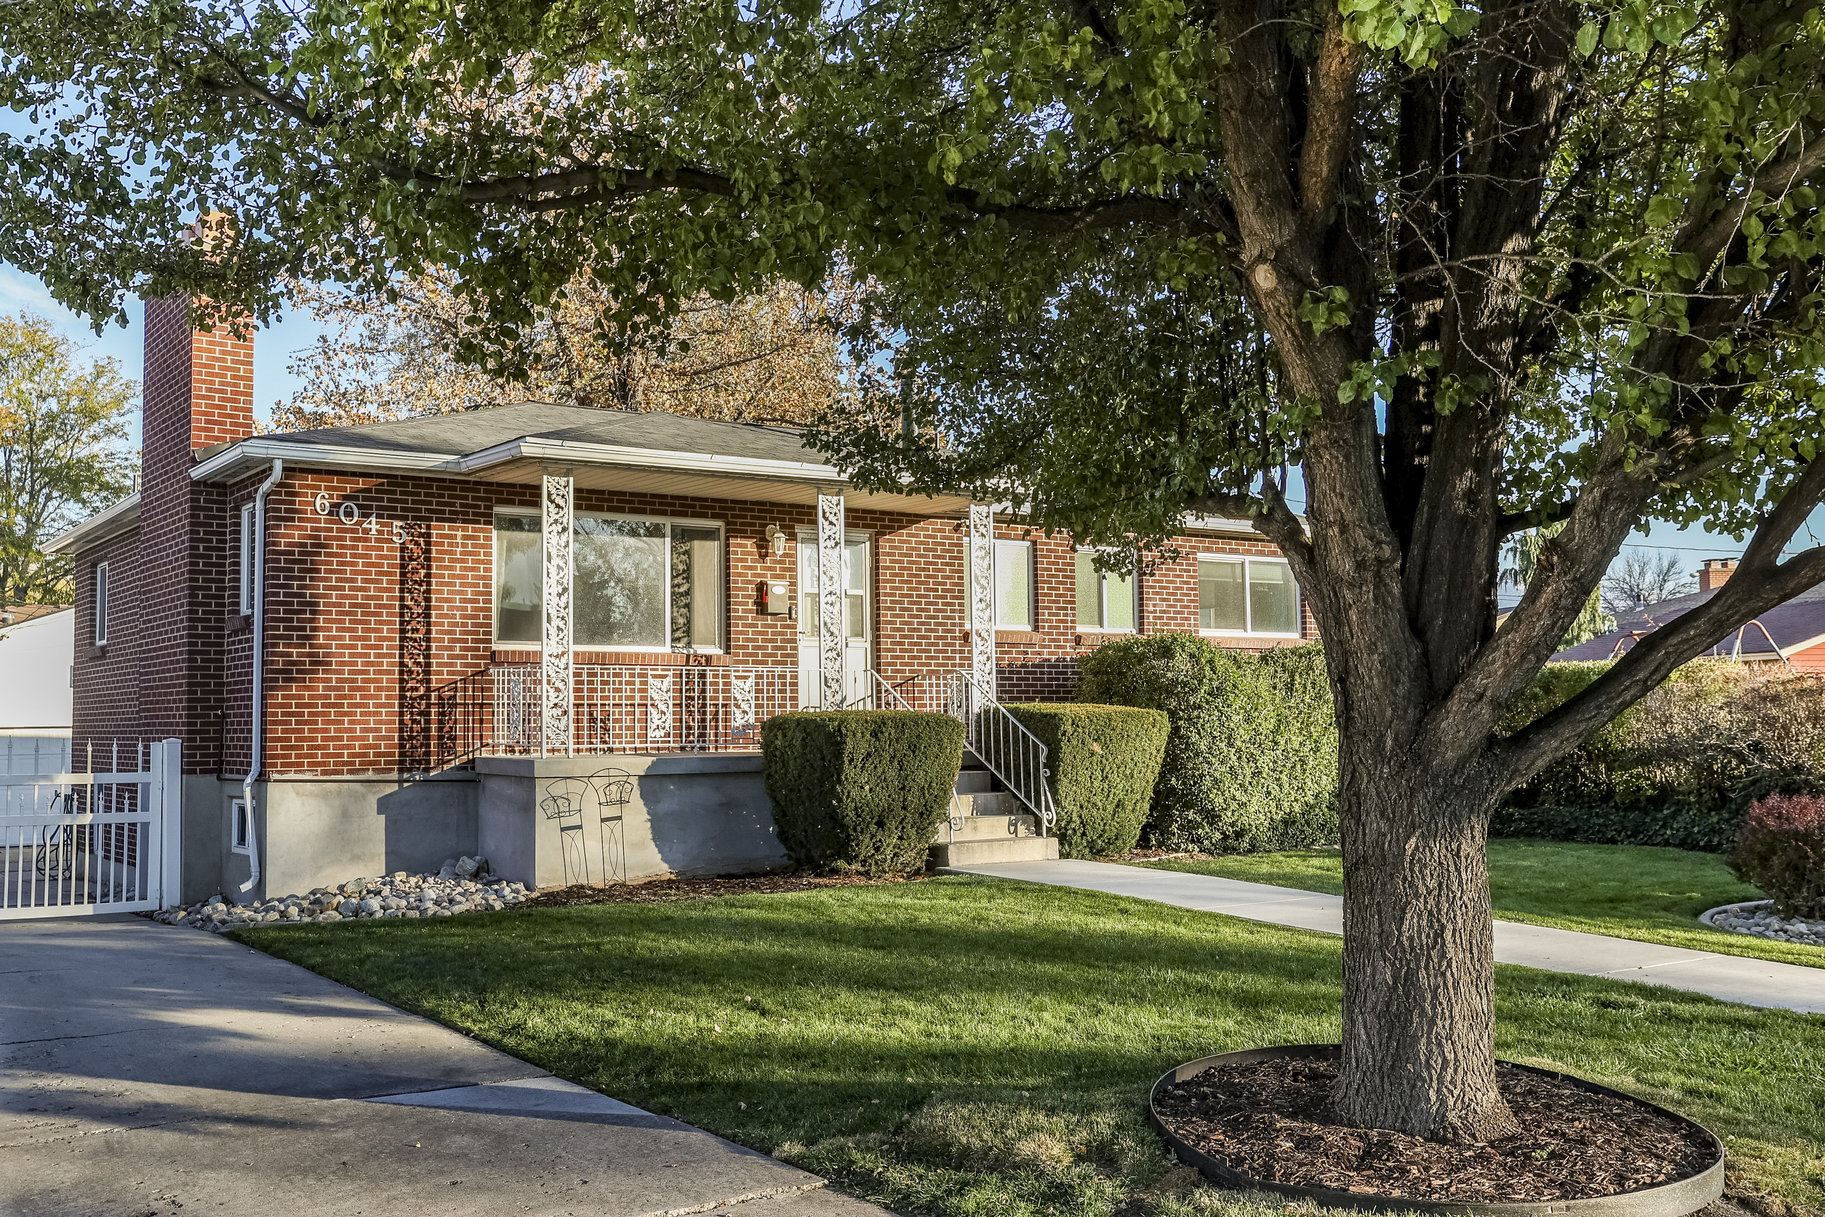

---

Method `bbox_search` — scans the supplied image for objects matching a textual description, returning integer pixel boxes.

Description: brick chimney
[136,285,255,763]
[1697,558,1737,593]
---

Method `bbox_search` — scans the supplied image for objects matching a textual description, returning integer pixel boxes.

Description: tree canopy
[0,312,135,604]
[274,273,856,431]
[5,0,1825,1144]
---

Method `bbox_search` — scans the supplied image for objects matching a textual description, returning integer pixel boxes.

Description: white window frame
[1198,555,1303,639]
[993,539,1035,630]
[238,502,255,616]
[230,798,253,856]
[1074,548,1139,634]
[491,507,727,653]
[93,561,110,646]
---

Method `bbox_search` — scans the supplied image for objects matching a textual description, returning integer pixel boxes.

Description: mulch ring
[1153,1056,1716,1204]
[518,871,923,907]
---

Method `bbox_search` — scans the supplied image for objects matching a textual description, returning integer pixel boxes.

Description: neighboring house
[0,605,74,779]
[1555,558,1825,667]
[46,294,1315,902]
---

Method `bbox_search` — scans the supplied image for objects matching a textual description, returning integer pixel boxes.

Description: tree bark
[1333,740,1519,1143]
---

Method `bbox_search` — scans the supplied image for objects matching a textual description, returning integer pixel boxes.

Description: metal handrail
[943,671,1058,837]
[868,670,914,711]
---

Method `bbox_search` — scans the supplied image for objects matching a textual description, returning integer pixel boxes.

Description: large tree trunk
[1332,741,1521,1143]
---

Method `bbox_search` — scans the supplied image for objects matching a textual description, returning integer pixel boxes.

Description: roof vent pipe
[238,457,283,894]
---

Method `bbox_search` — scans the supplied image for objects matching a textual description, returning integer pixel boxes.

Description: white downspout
[238,458,283,894]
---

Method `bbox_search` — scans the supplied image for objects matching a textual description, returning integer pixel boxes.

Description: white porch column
[817,491,846,709]
[541,472,575,756]
[968,504,996,693]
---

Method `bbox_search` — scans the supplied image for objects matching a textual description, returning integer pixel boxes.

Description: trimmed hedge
[761,710,964,876]
[1497,662,1825,852]
[1077,635,1338,853]
[1003,703,1169,858]
[1730,793,1825,917]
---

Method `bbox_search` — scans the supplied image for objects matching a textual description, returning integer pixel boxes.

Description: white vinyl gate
[0,739,181,920]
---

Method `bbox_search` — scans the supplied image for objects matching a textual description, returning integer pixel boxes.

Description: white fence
[1,734,73,815]
[0,738,180,920]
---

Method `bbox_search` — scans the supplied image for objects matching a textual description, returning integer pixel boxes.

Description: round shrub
[761,710,964,876]
[1077,634,1338,854]
[1003,703,1169,858]
[1729,792,1825,917]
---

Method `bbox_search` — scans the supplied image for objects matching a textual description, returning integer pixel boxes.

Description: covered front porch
[480,473,1008,759]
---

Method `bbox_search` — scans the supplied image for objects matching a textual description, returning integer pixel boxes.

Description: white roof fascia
[191,438,467,483]
[460,436,847,484]
[43,493,141,555]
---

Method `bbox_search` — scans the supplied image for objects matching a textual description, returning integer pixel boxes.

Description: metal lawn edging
[1148,1045,1724,1217]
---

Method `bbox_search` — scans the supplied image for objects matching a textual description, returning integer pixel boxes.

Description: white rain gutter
[239,458,283,894]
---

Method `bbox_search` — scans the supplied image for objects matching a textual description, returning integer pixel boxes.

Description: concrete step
[956,790,1016,817]
[954,768,994,795]
[930,835,1060,868]
[934,812,1041,844]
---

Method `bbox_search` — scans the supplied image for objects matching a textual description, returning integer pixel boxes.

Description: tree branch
[1298,9,1360,220]
[1493,457,1825,787]
[1677,133,1825,272]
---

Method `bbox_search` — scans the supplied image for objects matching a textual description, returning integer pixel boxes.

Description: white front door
[797,531,871,708]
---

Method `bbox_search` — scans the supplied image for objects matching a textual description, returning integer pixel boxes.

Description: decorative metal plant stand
[536,770,632,888]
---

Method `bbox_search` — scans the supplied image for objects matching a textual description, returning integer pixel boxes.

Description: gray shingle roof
[261,401,822,465]
[1554,577,1825,661]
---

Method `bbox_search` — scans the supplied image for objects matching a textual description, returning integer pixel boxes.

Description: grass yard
[236,875,1825,1217]
[1141,839,1825,970]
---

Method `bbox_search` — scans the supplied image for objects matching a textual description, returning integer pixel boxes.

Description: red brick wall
[74,298,253,772]
[229,477,1314,775]
[994,528,1319,701]
[70,534,144,762]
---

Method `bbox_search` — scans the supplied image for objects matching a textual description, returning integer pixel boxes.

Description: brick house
[48,296,1316,901]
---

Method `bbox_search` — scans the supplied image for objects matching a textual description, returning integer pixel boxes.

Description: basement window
[230,799,253,856]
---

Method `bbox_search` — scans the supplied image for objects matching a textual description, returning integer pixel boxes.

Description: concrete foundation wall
[475,754,785,889]
[182,774,478,902]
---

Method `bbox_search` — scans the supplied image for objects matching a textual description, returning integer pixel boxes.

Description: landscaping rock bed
[152,856,530,931]
[1152,1048,1722,1211]
[1701,900,1825,947]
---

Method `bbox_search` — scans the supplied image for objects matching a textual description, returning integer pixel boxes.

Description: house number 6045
[314,491,407,544]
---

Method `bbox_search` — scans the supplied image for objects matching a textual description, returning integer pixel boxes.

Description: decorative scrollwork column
[541,473,574,756]
[968,504,996,695]
[817,492,846,708]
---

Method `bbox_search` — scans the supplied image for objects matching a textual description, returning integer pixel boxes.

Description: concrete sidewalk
[945,859,1825,1015]
[0,916,890,1217]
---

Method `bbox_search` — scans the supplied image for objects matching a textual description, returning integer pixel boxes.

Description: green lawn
[1140,839,1824,970]
[236,876,1825,1217]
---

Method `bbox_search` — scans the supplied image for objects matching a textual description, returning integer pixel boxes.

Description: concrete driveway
[0,916,890,1217]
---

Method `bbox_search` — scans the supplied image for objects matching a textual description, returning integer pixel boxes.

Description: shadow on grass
[235,875,1825,1217]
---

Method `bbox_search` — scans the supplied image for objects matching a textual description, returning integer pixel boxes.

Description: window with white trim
[1199,556,1301,636]
[238,503,255,615]
[493,510,724,650]
[993,540,1034,629]
[230,799,253,855]
[1074,550,1137,632]
[93,562,110,645]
